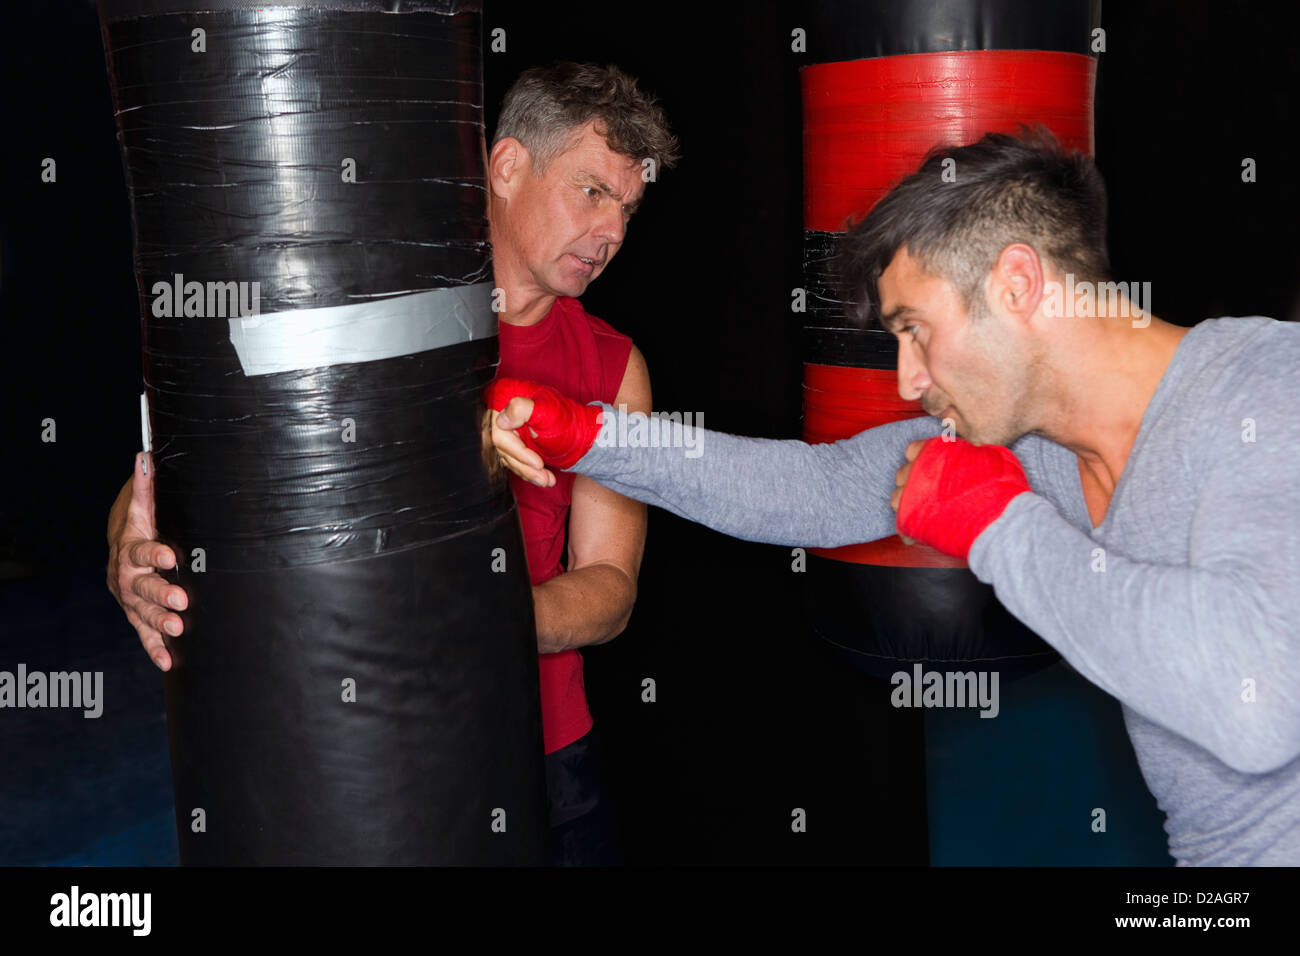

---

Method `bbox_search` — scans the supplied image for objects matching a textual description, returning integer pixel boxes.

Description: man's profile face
[497,121,646,299]
[878,246,1033,447]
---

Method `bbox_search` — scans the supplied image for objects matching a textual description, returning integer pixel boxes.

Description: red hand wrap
[485,377,604,470]
[896,438,1031,561]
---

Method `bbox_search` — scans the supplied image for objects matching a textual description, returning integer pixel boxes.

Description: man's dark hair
[835,125,1110,328]
[494,61,679,175]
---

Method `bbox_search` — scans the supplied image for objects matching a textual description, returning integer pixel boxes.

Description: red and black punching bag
[799,0,1100,682]
[98,0,548,864]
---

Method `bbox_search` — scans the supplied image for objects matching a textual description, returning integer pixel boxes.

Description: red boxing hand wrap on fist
[896,438,1032,562]
[485,377,604,470]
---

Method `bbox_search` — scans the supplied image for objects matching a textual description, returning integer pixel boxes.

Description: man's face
[878,247,1036,447]
[493,121,646,299]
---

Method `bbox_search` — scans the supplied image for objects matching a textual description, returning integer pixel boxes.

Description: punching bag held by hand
[98,0,547,865]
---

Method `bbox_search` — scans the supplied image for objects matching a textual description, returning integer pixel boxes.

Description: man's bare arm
[531,345,651,653]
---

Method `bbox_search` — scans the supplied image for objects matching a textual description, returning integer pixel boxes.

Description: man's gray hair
[494,61,679,174]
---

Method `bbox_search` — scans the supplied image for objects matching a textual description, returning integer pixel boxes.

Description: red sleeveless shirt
[497,296,634,754]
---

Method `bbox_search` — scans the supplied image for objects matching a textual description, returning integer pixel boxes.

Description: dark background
[1,0,1297,865]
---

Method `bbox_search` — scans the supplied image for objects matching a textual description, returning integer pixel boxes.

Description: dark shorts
[545,726,622,866]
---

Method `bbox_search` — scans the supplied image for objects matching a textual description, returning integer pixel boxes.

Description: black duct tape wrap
[800,0,1102,65]
[802,229,899,367]
[99,0,549,864]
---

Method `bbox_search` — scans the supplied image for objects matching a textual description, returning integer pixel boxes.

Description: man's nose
[896,340,930,402]
[594,200,627,245]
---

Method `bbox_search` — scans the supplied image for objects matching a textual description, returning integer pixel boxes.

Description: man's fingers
[126,539,175,572]
[498,431,543,470]
[126,608,173,671]
[494,396,536,431]
[123,578,185,636]
[491,413,544,469]
[490,409,554,484]
[498,449,556,487]
[496,439,555,486]
[119,561,186,638]
[135,595,185,638]
[905,439,926,462]
[132,571,187,612]
[895,462,912,488]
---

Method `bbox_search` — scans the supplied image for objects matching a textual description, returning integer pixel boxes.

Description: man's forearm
[532,563,637,653]
[970,494,1300,775]
[569,404,941,548]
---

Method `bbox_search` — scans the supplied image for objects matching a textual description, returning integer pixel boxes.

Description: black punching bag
[98,0,548,864]
[800,0,1101,682]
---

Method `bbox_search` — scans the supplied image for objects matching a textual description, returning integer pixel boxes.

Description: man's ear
[990,242,1044,325]
[488,136,528,199]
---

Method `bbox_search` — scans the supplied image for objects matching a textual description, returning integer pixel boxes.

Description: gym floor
[0,518,1171,867]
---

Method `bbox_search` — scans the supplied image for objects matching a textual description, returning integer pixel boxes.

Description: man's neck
[497,282,556,328]
[488,207,557,327]
[1040,312,1191,498]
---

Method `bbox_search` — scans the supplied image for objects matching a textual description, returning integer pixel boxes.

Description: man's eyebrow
[577,171,640,212]
[880,304,915,332]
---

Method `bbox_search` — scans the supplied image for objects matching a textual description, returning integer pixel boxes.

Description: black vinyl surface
[802,0,1102,65]
[804,556,1059,684]
[98,0,548,864]
[100,5,490,313]
[163,508,545,865]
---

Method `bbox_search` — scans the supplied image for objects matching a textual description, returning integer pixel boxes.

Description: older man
[107,62,677,865]
[489,129,1300,865]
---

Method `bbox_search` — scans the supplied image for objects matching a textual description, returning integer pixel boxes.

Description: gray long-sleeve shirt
[570,316,1300,865]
